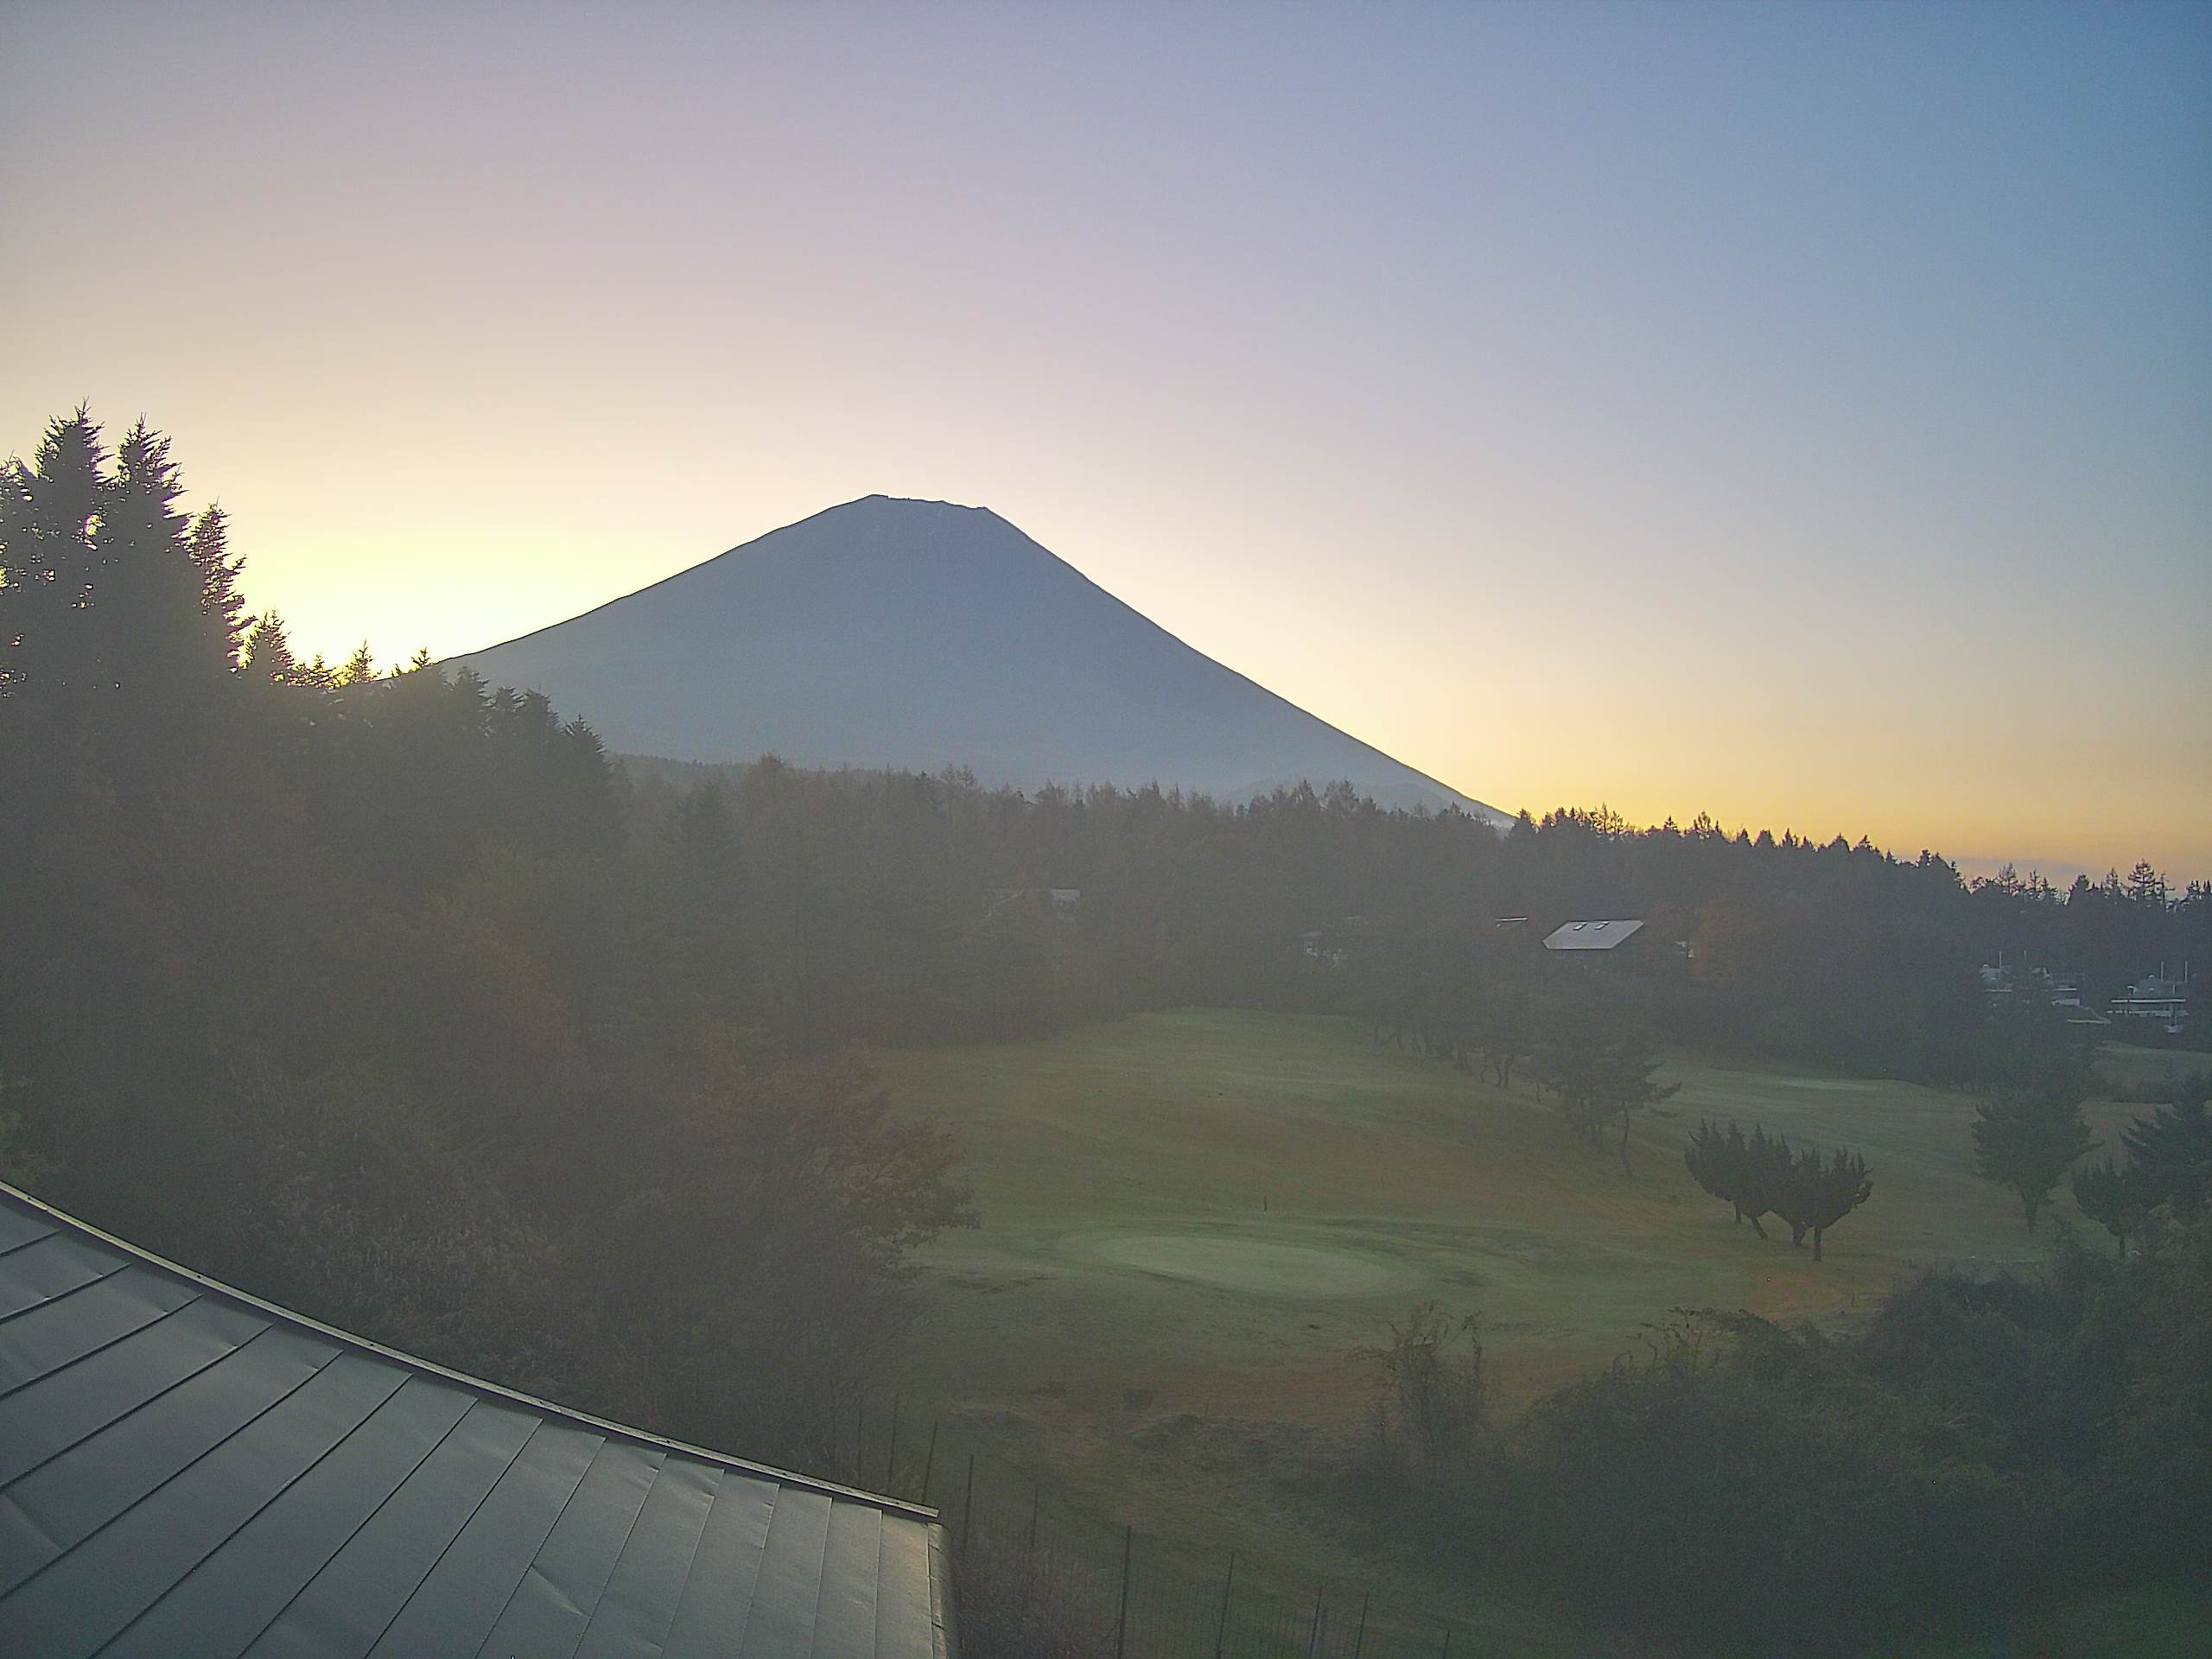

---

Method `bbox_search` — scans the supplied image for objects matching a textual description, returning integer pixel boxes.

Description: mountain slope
[449,495,1508,823]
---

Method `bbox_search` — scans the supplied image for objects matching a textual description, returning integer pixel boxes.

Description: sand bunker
[1073,1232,1412,1299]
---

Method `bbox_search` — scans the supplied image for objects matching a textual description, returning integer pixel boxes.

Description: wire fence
[834,1394,1471,1659]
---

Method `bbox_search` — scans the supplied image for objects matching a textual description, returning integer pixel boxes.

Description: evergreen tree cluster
[1684,1120,1874,1260]
[2071,1071,2212,1255]
[1,412,976,1466]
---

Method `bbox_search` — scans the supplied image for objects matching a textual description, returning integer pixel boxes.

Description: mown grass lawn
[875,1011,2207,1656]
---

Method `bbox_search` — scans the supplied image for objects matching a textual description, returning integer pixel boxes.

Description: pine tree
[89,420,199,703]
[1770,1143,1872,1261]
[1973,1090,2096,1230]
[1683,1119,1801,1238]
[0,408,108,699]
[240,611,302,688]
[2119,1087,2212,1217]
[2071,1156,2142,1255]
[1595,1034,1680,1176]
[1685,1118,1738,1212]
[2124,861,2166,908]
[187,505,247,676]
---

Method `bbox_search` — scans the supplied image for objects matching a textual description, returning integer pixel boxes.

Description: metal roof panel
[245,1398,543,1659]
[571,1457,721,1659]
[0,1351,405,1656]
[811,1498,885,1659]
[0,1325,337,1597]
[0,1211,55,1254]
[101,1376,480,1659]
[656,1471,779,1657]
[737,1486,832,1658]
[0,1296,268,1485]
[474,1439,666,1659]
[365,1421,604,1659]
[0,1270,199,1394]
[871,1503,938,1659]
[0,1233,128,1319]
[0,1182,955,1659]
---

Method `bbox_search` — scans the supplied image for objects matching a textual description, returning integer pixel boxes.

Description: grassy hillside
[877,1012,2202,1655]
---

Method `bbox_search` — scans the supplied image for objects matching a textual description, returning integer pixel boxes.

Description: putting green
[1070,1230,1414,1298]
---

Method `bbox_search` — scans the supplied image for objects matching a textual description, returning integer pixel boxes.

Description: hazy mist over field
[5,5,2209,1657]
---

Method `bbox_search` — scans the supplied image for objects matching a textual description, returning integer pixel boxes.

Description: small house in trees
[2109,970,2195,1034]
[1541,918,1645,952]
[0,1181,958,1659]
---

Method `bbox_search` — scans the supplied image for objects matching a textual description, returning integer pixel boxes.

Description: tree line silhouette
[4,410,2208,1589]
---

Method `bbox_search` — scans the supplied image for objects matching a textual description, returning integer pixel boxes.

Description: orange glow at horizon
[4,3,2205,883]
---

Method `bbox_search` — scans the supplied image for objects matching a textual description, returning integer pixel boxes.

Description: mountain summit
[450,496,1508,823]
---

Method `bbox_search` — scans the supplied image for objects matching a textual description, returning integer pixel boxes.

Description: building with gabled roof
[1541,918,1645,952]
[0,1180,957,1659]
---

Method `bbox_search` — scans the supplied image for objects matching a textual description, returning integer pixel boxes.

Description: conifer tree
[2119,1086,2212,1217]
[2071,1156,2142,1255]
[187,505,248,674]
[240,611,302,688]
[1973,1089,2096,1230]
[0,409,108,699]
[1595,1034,1681,1176]
[89,420,199,703]
[1770,1143,1873,1260]
[1684,1120,1798,1239]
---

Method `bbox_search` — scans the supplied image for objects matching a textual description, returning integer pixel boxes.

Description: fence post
[1113,1523,1133,1659]
[961,1453,976,1552]
[1305,1591,1325,1659]
[1211,1551,1236,1659]
[1439,1624,1452,1658]
[920,1418,939,1503]
[1352,1589,1370,1659]
[885,1395,900,1491]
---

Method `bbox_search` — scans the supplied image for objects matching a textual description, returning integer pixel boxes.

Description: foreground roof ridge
[0,1178,936,1525]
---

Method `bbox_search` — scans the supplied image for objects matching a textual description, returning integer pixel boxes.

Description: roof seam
[0,1227,60,1262]
[0,1258,134,1325]
[467,1433,620,1657]
[0,1289,210,1404]
[724,1478,775,1656]
[589,1459,723,1659]
[84,1358,410,1656]
[233,1380,484,1656]
[0,1343,344,1611]
[3,1316,278,1491]
[359,1414,550,1656]
[557,1446,681,1657]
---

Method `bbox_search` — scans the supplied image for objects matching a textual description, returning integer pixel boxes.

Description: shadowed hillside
[450,495,1510,820]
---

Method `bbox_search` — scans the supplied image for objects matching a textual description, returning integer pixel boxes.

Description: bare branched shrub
[1358,1301,1487,1491]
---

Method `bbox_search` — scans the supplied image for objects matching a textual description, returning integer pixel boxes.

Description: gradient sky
[7,2,2208,880]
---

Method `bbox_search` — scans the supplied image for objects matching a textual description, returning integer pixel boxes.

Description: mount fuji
[448,495,1509,825]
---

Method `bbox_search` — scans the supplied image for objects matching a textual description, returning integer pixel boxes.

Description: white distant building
[2110,971,2194,1034]
[1979,962,2109,1026]
[1542,918,1645,952]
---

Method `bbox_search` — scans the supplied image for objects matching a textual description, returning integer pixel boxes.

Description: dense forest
[3,412,2206,1522]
